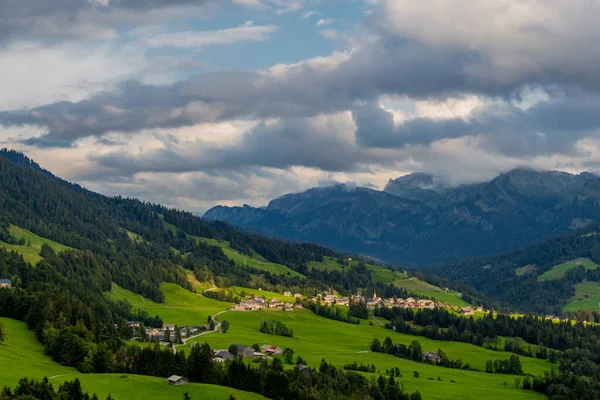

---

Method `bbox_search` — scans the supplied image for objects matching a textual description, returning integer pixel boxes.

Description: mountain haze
[205,169,600,265]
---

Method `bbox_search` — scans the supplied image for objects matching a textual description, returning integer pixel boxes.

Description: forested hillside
[423,226,600,316]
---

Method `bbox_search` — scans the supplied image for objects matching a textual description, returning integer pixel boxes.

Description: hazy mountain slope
[205,169,600,264]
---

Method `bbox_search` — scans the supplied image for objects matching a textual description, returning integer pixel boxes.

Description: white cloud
[382,0,600,84]
[144,24,279,49]
[316,18,334,27]
[0,41,146,110]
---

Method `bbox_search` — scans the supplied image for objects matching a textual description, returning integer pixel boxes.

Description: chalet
[213,349,234,362]
[163,324,176,330]
[283,291,292,297]
[232,344,255,358]
[460,307,474,316]
[0,279,12,289]
[476,306,484,312]
[423,351,441,364]
[270,301,285,309]
[284,302,294,310]
[296,364,312,377]
[167,375,189,386]
[294,293,303,299]
[261,345,284,355]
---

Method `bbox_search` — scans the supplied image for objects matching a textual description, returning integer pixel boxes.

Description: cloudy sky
[2,0,600,213]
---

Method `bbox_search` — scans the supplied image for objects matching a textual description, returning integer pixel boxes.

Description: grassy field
[184,309,547,400]
[229,286,297,302]
[393,277,470,307]
[0,225,73,264]
[0,317,264,400]
[538,258,599,281]
[308,257,408,284]
[563,281,600,312]
[106,282,232,326]
[194,236,304,278]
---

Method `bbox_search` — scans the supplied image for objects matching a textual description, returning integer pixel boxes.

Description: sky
[1,0,600,213]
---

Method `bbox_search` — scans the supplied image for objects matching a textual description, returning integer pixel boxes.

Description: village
[232,288,486,316]
[123,287,488,352]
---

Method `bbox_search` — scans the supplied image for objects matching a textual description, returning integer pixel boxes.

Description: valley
[0,151,599,400]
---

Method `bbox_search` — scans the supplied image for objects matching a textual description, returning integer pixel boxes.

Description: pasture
[0,225,73,264]
[183,308,549,400]
[0,317,264,400]
[393,277,470,307]
[563,281,600,312]
[107,282,232,326]
[538,258,599,281]
[193,236,304,278]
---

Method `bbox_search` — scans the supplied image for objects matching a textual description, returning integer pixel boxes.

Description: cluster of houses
[209,343,284,362]
[310,290,441,310]
[0,279,12,289]
[233,292,303,312]
[128,321,211,341]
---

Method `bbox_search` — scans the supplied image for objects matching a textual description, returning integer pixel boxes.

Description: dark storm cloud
[354,94,600,157]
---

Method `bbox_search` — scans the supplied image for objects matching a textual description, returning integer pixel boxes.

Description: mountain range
[205,168,600,265]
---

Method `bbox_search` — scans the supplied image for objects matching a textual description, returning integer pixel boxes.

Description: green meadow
[393,277,470,307]
[538,258,599,281]
[563,281,600,312]
[0,317,264,400]
[308,256,408,284]
[107,282,232,326]
[0,225,73,264]
[229,286,297,302]
[183,308,547,400]
[193,236,304,278]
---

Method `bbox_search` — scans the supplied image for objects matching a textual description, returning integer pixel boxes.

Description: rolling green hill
[538,258,599,281]
[0,317,264,400]
[393,278,470,307]
[107,282,232,326]
[183,308,546,400]
[193,236,304,278]
[563,282,600,312]
[0,224,72,264]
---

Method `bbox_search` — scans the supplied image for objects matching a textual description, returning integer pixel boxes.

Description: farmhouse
[232,344,255,358]
[283,291,292,297]
[423,351,441,364]
[167,375,188,386]
[294,293,303,299]
[460,307,474,316]
[0,279,12,288]
[213,349,234,362]
[261,345,284,355]
[296,364,312,377]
